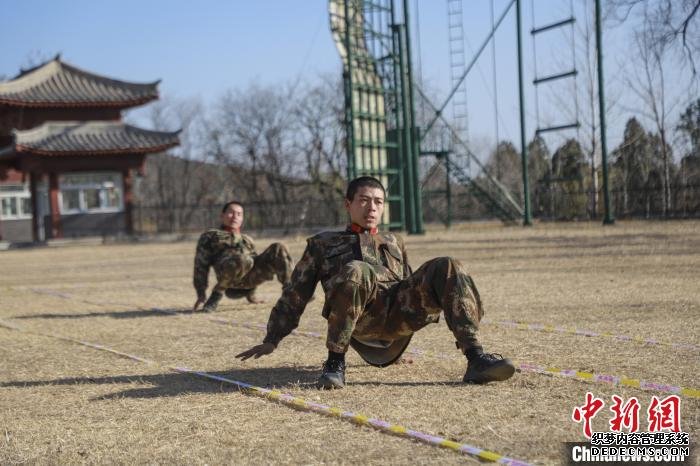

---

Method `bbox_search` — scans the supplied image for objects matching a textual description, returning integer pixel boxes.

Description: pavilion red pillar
[29,172,40,242]
[48,172,62,239]
[122,168,133,235]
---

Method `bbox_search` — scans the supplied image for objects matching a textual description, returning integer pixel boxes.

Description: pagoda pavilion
[0,55,179,242]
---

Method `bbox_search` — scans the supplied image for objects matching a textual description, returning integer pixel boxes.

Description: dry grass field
[1,220,698,465]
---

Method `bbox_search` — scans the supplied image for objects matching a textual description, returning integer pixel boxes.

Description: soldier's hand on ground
[235,343,275,361]
[192,297,205,312]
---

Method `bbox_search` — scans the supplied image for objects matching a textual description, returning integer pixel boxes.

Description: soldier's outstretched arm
[235,342,275,360]
[263,241,319,345]
[236,240,319,359]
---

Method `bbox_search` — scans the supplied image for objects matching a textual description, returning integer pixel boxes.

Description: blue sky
[2,1,694,158]
[1,1,339,96]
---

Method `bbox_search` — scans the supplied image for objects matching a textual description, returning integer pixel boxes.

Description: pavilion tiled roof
[1,121,180,157]
[0,55,160,108]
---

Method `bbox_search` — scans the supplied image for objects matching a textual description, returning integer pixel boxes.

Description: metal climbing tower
[420,0,525,225]
[329,0,423,233]
[530,1,580,135]
[447,0,470,167]
[330,0,533,228]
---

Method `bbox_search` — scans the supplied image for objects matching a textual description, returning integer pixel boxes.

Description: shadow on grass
[346,379,463,387]
[11,308,194,320]
[0,365,323,399]
[0,365,467,399]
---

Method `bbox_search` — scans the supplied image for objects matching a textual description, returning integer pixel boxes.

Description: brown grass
[1,220,698,465]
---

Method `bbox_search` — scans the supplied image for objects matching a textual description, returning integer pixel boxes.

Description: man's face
[221,204,244,230]
[345,186,385,229]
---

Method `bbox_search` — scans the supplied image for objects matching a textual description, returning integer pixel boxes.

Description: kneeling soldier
[236,177,515,388]
[193,201,293,313]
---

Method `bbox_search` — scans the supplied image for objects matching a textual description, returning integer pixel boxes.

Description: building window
[0,184,32,220]
[61,190,81,212]
[59,172,123,214]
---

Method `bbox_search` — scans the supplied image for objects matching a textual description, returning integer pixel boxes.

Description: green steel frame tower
[329,0,423,233]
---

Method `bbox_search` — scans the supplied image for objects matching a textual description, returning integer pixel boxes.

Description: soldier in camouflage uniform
[236,177,515,388]
[193,201,293,313]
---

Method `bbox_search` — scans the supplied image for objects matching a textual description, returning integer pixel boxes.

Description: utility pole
[516,0,532,226]
[595,0,614,225]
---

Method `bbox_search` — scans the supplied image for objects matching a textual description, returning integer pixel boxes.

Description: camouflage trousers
[213,243,293,297]
[324,257,483,354]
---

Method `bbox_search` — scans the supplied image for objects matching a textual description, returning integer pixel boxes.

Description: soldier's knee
[267,242,288,256]
[428,256,465,275]
[272,242,288,252]
[430,255,458,266]
[445,256,462,264]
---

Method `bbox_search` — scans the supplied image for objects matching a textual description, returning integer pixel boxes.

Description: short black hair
[221,201,244,213]
[346,176,386,201]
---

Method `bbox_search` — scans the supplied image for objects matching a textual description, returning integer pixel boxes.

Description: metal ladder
[444,155,523,224]
[447,0,470,174]
[530,4,580,135]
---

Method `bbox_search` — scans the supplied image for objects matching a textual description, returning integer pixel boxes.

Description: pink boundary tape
[188,312,700,399]
[20,288,700,398]
[0,319,531,465]
[481,318,699,351]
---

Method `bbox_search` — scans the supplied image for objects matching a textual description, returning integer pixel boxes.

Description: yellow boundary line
[0,320,532,465]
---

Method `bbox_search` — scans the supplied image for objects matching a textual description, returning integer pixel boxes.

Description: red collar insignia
[348,223,378,235]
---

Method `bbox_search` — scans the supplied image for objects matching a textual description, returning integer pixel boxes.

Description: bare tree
[209,83,327,232]
[212,84,302,206]
[136,96,213,231]
[0,50,57,81]
[545,2,625,219]
[485,140,523,202]
[577,3,627,218]
[293,76,347,222]
[677,98,700,158]
[608,0,700,77]
[551,138,588,219]
[625,26,684,216]
[20,50,57,69]
[676,99,700,214]
[527,135,551,217]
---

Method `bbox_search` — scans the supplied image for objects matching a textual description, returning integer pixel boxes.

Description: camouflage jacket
[263,225,411,346]
[193,227,257,299]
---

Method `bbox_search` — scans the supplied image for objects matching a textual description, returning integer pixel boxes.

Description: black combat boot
[463,351,515,384]
[202,291,223,313]
[317,358,346,389]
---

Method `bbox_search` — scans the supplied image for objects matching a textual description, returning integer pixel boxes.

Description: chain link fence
[422,183,700,224]
[133,198,347,236]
